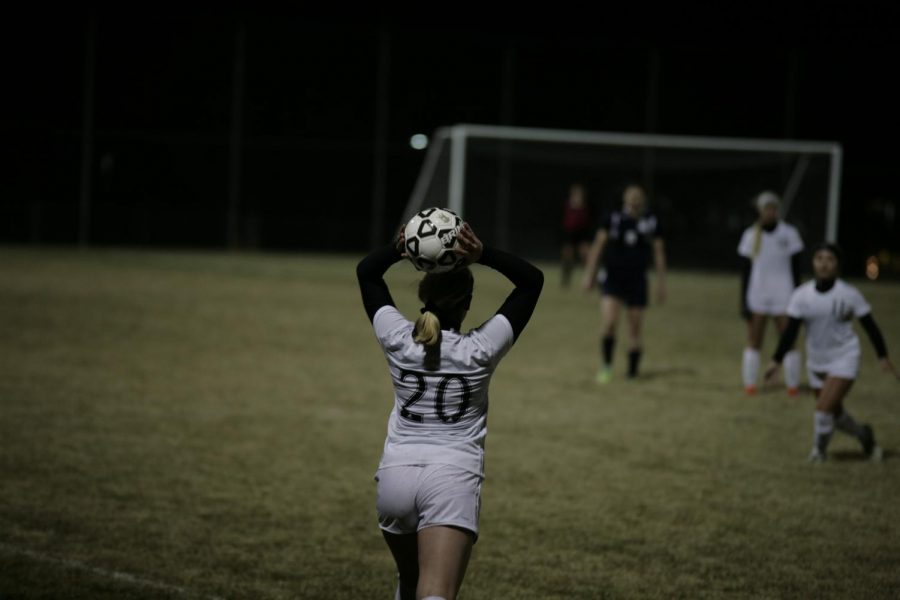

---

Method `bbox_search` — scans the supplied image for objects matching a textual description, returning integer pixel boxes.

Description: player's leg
[623,274,649,378]
[376,467,421,599]
[809,375,854,462]
[774,315,801,396]
[577,239,591,265]
[742,313,767,394]
[598,295,621,383]
[382,531,419,600]
[416,525,474,600]
[824,376,882,461]
[625,307,644,378]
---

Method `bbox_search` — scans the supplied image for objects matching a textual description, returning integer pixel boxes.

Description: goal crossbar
[404,124,843,242]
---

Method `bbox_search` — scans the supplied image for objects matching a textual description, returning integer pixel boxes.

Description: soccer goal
[402,124,842,269]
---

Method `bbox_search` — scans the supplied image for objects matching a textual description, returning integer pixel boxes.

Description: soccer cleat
[744,385,757,396]
[808,447,827,463]
[869,446,884,463]
[596,367,612,385]
[859,425,881,460]
[787,387,799,397]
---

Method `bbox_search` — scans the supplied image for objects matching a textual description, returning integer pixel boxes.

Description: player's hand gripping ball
[403,208,464,273]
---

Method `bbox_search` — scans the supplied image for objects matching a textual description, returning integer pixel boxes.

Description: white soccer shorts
[747,290,792,316]
[807,353,860,388]
[375,463,482,541]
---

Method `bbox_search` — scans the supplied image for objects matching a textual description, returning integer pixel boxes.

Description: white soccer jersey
[371,305,515,477]
[786,279,872,372]
[737,221,804,315]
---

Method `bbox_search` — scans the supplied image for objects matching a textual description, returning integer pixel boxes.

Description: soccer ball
[403,208,463,273]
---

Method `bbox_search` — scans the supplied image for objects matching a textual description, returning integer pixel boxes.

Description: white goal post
[403,124,842,264]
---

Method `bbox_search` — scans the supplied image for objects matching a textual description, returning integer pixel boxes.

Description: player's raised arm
[456,223,543,342]
[356,231,405,323]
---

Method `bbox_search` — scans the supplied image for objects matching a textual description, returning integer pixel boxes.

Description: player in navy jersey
[764,243,898,462]
[582,183,667,382]
[357,222,543,600]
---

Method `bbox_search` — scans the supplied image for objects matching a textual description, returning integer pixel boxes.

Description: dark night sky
[1,4,898,273]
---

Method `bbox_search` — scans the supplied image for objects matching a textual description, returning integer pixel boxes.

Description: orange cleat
[744,385,757,396]
[787,387,799,397]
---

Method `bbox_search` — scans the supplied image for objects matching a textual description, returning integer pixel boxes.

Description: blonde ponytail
[414,311,442,347]
[751,222,762,258]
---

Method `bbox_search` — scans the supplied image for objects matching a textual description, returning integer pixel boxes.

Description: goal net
[402,125,842,270]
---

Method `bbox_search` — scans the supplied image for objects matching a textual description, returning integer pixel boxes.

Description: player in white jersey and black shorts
[582,183,666,383]
[737,191,805,396]
[764,243,898,462]
[357,222,543,600]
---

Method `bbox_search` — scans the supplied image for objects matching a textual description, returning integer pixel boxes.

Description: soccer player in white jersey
[356,222,543,600]
[737,191,804,396]
[764,243,898,462]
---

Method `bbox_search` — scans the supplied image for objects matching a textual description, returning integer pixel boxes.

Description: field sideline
[1,247,899,599]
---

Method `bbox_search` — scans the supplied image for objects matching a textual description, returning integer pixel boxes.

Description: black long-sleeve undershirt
[739,256,751,318]
[773,313,889,363]
[772,317,802,363]
[356,244,402,322]
[478,246,544,341]
[356,244,543,341]
[859,313,888,359]
[791,252,802,287]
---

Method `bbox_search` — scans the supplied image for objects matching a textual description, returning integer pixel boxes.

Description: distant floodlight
[409,134,429,150]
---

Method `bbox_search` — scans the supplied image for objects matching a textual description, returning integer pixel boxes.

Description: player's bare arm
[879,357,899,379]
[581,229,607,291]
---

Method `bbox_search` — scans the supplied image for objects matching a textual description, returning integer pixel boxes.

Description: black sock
[628,349,642,378]
[602,335,615,366]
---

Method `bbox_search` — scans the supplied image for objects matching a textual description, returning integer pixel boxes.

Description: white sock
[835,411,862,437]
[742,348,760,387]
[814,410,835,454]
[421,597,447,600]
[784,350,801,389]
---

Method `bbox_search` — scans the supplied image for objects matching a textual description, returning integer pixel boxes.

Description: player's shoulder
[462,314,514,365]
[792,279,816,297]
[778,220,800,233]
[373,306,413,348]
[777,221,804,244]
[835,278,864,297]
[373,305,408,325]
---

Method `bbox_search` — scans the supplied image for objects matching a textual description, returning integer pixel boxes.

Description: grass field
[2,247,899,599]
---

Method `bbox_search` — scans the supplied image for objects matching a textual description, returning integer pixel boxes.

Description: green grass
[1,247,899,599]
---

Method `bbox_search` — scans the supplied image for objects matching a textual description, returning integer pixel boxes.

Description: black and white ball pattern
[403,208,463,273]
